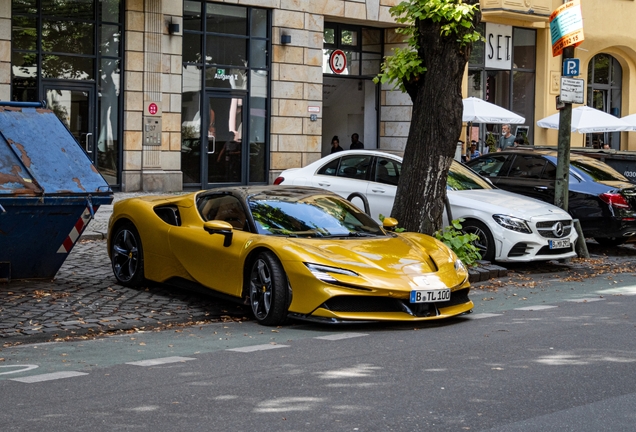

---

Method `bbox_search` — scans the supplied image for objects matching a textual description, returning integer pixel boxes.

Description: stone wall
[0,1,10,102]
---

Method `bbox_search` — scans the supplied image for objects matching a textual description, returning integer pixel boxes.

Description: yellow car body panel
[108,187,472,324]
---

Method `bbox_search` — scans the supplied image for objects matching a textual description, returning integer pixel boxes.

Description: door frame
[203,91,247,188]
[43,81,97,163]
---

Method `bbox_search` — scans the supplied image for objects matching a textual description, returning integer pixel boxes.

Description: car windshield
[570,157,630,182]
[248,195,385,238]
[447,161,493,190]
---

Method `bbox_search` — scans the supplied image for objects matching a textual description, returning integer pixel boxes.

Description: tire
[594,237,627,247]
[462,220,496,262]
[248,251,288,326]
[110,223,145,287]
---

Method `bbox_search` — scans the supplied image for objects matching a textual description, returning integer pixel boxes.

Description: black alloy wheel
[249,251,288,326]
[462,220,496,262]
[111,223,145,287]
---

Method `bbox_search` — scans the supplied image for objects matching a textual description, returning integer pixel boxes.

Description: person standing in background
[498,124,515,151]
[350,133,364,149]
[330,135,344,153]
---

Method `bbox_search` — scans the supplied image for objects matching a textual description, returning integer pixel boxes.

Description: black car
[466,149,636,246]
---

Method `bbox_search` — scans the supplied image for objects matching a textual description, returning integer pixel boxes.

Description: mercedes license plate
[410,289,451,303]
[549,239,570,249]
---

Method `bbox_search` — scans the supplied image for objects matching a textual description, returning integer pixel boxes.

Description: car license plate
[410,289,451,303]
[549,239,570,249]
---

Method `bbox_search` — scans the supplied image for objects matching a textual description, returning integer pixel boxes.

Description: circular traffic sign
[329,49,347,74]
[148,102,158,115]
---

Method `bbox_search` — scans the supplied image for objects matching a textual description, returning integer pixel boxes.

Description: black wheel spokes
[112,230,138,282]
[250,259,272,319]
[467,227,488,255]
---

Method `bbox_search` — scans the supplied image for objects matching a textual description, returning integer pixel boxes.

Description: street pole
[553,45,573,211]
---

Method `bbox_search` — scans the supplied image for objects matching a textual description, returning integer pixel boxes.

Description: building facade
[2,0,636,192]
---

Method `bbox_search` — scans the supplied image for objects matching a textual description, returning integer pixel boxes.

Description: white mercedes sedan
[274,150,578,263]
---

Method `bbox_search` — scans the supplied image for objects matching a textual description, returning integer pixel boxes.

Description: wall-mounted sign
[560,77,584,104]
[308,106,320,113]
[485,23,512,70]
[329,49,347,74]
[550,0,584,57]
[144,101,161,117]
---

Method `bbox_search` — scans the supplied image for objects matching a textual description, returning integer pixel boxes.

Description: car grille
[321,289,471,317]
[535,220,572,239]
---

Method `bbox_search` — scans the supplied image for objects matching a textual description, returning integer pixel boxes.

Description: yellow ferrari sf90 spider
[108,186,473,326]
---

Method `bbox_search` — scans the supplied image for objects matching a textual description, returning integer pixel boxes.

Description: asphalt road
[1,271,635,432]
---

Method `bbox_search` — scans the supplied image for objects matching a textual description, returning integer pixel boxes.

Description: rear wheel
[594,237,627,247]
[462,220,495,262]
[248,251,288,326]
[111,223,145,287]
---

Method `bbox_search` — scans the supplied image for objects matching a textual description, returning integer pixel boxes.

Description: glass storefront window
[182,65,202,184]
[512,28,535,70]
[41,0,94,20]
[469,24,485,66]
[592,54,610,84]
[206,3,247,36]
[42,20,94,55]
[341,29,358,47]
[183,33,202,63]
[13,0,37,15]
[100,24,120,57]
[205,35,247,67]
[42,55,94,80]
[361,28,382,53]
[511,70,534,131]
[250,8,267,38]
[250,39,267,69]
[468,70,482,98]
[324,27,335,45]
[98,58,120,179]
[11,51,38,101]
[101,0,120,23]
[12,15,38,51]
[184,1,203,31]
[361,53,381,76]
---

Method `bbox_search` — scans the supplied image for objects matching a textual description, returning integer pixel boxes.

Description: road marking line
[514,305,558,311]
[566,298,606,303]
[0,365,39,376]
[126,356,196,366]
[464,313,503,319]
[314,333,369,341]
[10,371,88,383]
[226,344,289,353]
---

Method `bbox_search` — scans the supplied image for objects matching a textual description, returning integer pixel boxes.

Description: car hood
[450,189,571,219]
[280,233,464,290]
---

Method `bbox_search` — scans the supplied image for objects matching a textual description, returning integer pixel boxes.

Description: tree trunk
[391,2,481,235]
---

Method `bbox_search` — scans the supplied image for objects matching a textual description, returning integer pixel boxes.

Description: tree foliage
[374,0,482,235]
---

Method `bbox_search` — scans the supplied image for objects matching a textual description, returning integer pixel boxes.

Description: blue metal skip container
[0,102,113,280]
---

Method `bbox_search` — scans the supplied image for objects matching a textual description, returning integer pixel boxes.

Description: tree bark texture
[391,1,481,235]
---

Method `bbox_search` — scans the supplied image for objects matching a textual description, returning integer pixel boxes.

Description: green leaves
[376,0,481,91]
[434,218,482,267]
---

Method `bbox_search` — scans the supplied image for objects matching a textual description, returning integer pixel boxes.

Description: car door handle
[371,187,386,193]
[317,182,331,187]
[533,186,548,192]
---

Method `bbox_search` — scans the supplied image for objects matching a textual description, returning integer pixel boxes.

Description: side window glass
[336,155,372,180]
[541,162,557,180]
[197,195,247,230]
[470,155,508,177]
[374,157,401,186]
[509,156,547,179]
[317,158,340,176]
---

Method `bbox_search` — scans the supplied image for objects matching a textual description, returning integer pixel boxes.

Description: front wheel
[248,251,288,326]
[594,237,627,247]
[462,220,495,262]
[111,223,145,287]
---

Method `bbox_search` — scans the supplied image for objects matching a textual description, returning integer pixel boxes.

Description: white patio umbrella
[462,97,525,124]
[620,113,636,131]
[537,106,630,133]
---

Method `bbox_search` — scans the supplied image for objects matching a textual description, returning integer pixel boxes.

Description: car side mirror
[204,220,234,247]
[382,217,399,231]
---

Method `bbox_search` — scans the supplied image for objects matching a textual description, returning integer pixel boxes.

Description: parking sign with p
[563,58,580,77]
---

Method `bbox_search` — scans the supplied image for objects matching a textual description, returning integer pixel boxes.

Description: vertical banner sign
[549,0,584,57]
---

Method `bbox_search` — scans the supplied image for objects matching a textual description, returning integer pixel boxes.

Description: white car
[274,150,578,263]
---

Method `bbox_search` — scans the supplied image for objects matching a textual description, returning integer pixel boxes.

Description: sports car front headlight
[492,214,532,234]
[454,259,466,274]
[304,263,359,283]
